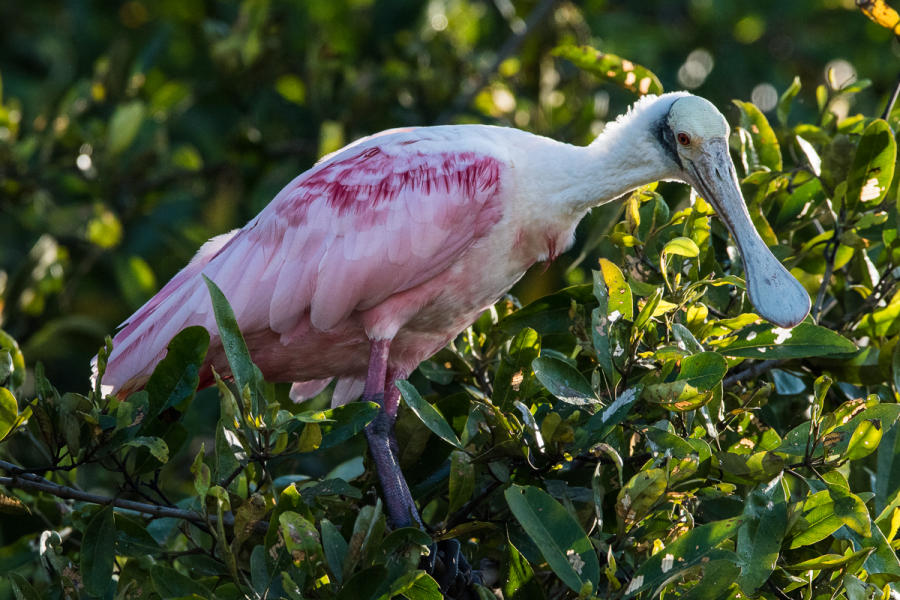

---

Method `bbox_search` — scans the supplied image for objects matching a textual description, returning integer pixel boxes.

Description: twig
[883,71,900,120]
[0,472,211,524]
[812,238,838,321]
[435,0,559,124]
[0,459,242,528]
[722,359,787,388]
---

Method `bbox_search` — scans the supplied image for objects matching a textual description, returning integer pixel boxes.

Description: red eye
[677,132,691,146]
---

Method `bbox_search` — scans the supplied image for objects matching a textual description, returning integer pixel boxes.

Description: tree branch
[0,459,235,527]
[435,0,559,124]
[723,359,787,388]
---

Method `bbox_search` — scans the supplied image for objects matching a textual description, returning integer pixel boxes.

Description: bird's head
[650,94,811,328]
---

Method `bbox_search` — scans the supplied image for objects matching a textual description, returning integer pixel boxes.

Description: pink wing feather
[99,129,506,394]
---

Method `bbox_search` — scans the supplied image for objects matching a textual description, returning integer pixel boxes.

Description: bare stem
[723,359,788,388]
[0,459,234,527]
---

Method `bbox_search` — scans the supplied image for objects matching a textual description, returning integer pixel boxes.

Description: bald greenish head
[654,93,811,328]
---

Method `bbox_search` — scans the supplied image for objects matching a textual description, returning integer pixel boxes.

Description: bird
[95,91,810,552]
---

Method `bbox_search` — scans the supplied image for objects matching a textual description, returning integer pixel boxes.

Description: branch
[0,459,239,528]
[435,0,559,124]
[723,359,787,388]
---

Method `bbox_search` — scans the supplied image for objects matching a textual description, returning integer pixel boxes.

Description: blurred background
[0,0,896,393]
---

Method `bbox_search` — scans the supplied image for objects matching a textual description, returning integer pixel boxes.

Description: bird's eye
[676,132,691,146]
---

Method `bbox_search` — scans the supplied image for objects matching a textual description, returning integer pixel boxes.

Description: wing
[100,128,508,394]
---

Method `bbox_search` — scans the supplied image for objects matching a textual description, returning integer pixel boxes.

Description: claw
[422,539,482,599]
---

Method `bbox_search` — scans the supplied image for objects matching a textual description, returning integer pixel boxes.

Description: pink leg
[383,366,407,419]
[363,341,422,528]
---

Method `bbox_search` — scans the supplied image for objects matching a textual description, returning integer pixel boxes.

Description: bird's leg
[364,343,479,595]
[383,366,406,458]
[362,341,422,528]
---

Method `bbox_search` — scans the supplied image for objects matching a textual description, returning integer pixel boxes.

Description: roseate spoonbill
[95,90,809,563]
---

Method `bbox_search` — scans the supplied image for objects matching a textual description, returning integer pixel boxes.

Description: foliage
[4,1,900,599]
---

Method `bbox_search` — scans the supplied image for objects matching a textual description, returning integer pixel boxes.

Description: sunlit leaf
[532,356,599,406]
[553,44,663,96]
[845,119,896,210]
[717,323,856,358]
[624,519,742,598]
[733,100,782,171]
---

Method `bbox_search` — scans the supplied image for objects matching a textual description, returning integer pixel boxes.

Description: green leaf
[8,572,42,600]
[190,443,210,498]
[777,76,802,126]
[532,356,599,406]
[107,100,146,155]
[494,327,541,410]
[204,276,263,409]
[616,468,667,530]
[279,511,324,573]
[678,352,727,389]
[733,100,782,171]
[82,506,116,597]
[553,44,663,96]
[736,476,787,593]
[893,343,900,397]
[505,485,599,592]
[790,489,845,548]
[718,323,856,358]
[624,518,742,598]
[0,387,18,441]
[504,541,546,600]
[321,519,348,586]
[275,74,307,105]
[124,436,170,463]
[114,513,161,557]
[319,401,379,448]
[144,325,209,420]
[344,503,385,581]
[591,271,615,386]
[598,258,633,320]
[784,548,874,571]
[150,564,212,598]
[844,418,883,461]
[397,380,463,449]
[0,329,26,389]
[662,236,700,258]
[386,571,442,599]
[448,450,475,515]
[830,486,871,537]
[845,119,896,210]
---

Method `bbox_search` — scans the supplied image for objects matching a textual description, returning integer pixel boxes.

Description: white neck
[518,93,688,219]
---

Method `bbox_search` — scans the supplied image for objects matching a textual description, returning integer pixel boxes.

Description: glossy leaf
[0,387,17,441]
[81,506,116,597]
[598,258,634,320]
[504,541,545,599]
[532,356,599,406]
[845,119,896,210]
[734,100,782,171]
[505,484,600,592]
[718,323,856,358]
[397,380,463,449]
[144,325,209,418]
[553,44,663,96]
[624,519,742,598]
[736,476,787,593]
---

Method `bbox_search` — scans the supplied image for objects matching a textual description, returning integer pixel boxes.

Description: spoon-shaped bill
[686,140,811,328]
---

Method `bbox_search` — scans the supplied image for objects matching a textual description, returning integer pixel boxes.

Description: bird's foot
[422,539,482,600]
